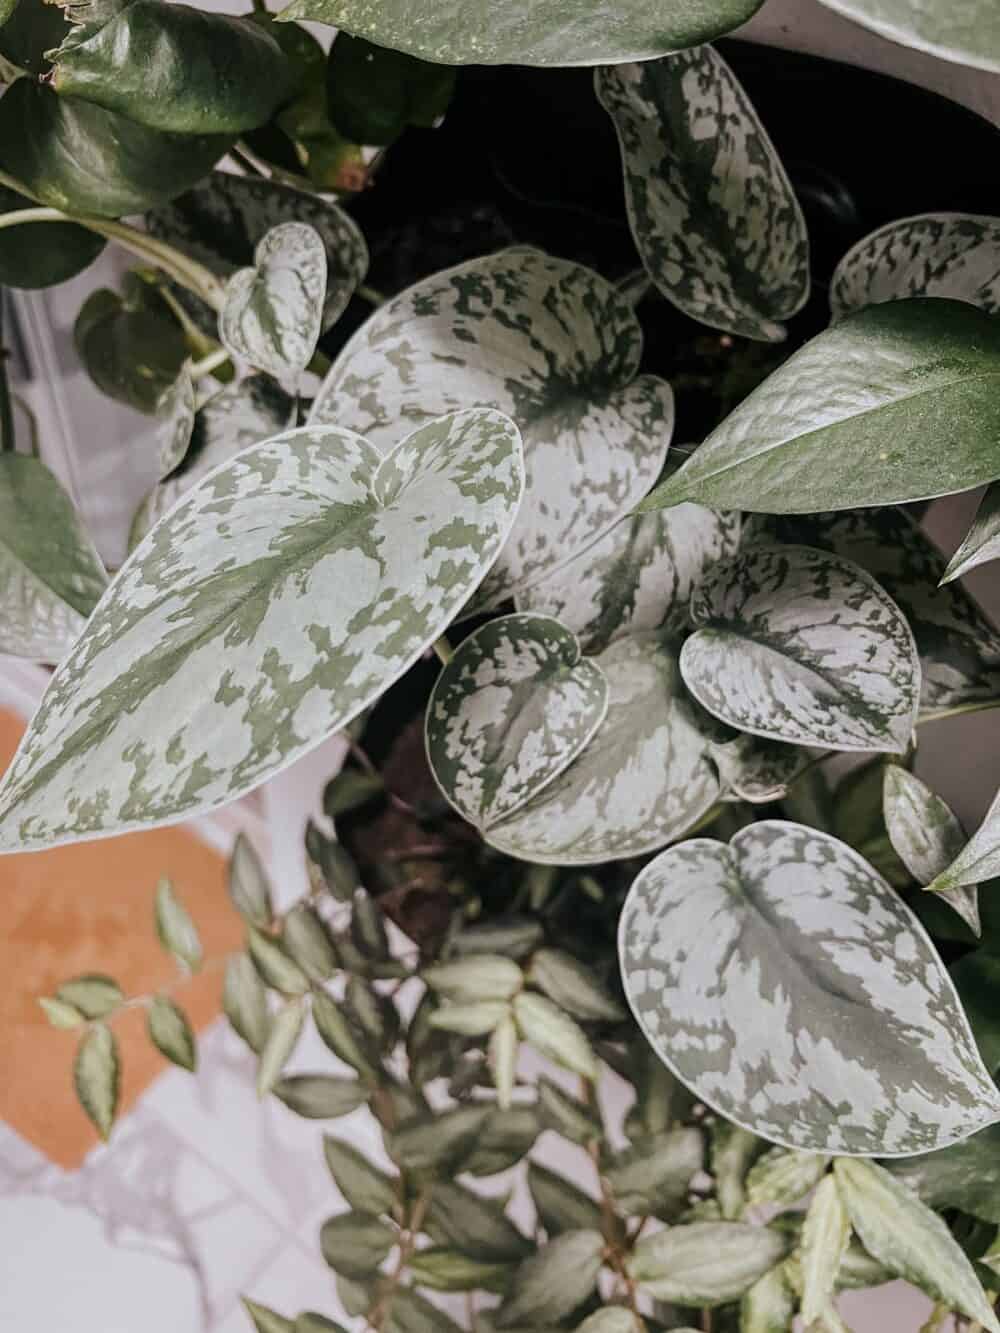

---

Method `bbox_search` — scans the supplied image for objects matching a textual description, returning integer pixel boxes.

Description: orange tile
[0,708,244,1168]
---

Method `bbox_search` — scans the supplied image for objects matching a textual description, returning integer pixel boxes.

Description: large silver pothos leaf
[815,0,1000,77]
[680,545,920,753]
[485,630,721,865]
[747,510,1000,718]
[0,454,108,664]
[0,409,523,851]
[830,213,1000,322]
[130,374,297,549]
[425,614,608,830]
[309,247,672,606]
[516,505,740,654]
[619,821,1000,1155]
[943,483,1000,585]
[595,49,809,343]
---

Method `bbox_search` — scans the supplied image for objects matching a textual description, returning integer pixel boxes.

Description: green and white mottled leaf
[944,482,1000,584]
[495,1230,604,1327]
[0,453,108,664]
[429,1001,509,1037]
[528,948,624,1022]
[800,1175,850,1326]
[627,1221,788,1304]
[512,992,596,1079]
[426,614,608,829]
[0,409,522,851]
[256,996,305,1097]
[930,784,1000,895]
[833,1157,1000,1331]
[745,1148,830,1210]
[146,995,197,1071]
[222,953,270,1052]
[422,955,523,1004]
[517,505,740,654]
[74,1023,119,1140]
[273,0,767,66]
[486,631,721,864]
[643,299,1000,513]
[310,247,671,606]
[830,213,1000,321]
[883,765,979,934]
[595,49,809,342]
[489,1013,518,1110]
[740,1265,796,1333]
[889,1123,1000,1224]
[219,221,326,378]
[527,1162,604,1235]
[816,0,1000,76]
[603,1127,704,1215]
[619,821,1000,1155]
[154,876,202,970]
[711,1122,764,1220]
[681,544,920,753]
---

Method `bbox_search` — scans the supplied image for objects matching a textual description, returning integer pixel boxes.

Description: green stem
[358,283,388,307]
[0,302,15,453]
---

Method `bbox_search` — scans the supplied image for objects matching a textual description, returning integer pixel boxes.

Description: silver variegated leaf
[747,509,1000,718]
[708,732,809,805]
[0,453,108,664]
[830,213,1000,321]
[930,784,1000,896]
[486,630,721,865]
[799,1175,850,1326]
[943,482,1000,584]
[516,505,740,654]
[309,247,672,606]
[627,1221,788,1305]
[815,0,1000,77]
[680,545,920,753]
[595,49,809,342]
[619,820,1000,1155]
[154,365,197,481]
[219,221,327,377]
[0,409,523,851]
[425,613,608,829]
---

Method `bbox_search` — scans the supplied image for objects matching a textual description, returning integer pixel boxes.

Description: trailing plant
[4,0,1000,1328]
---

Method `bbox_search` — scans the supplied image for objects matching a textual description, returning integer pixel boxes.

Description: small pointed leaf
[153,877,202,970]
[39,996,85,1029]
[423,1181,532,1262]
[930,784,1000,895]
[74,1023,119,1139]
[528,949,623,1023]
[513,992,596,1079]
[319,1210,395,1279]
[945,482,1000,584]
[429,1002,509,1037]
[745,1148,829,1210]
[489,1014,518,1111]
[242,1298,294,1333]
[273,1074,369,1118]
[283,904,338,982]
[323,1135,397,1215]
[883,765,979,934]
[249,927,310,995]
[495,1230,604,1327]
[407,1248,512,1294]
[627,1222,787,1305]
[603,1127,704,1216]
[312,990,379,1079]
[146,995,197,1071]
[800,1175,850,1326]
[422,955,523,1004]
[527,1162,603,1235]
[256,997,305,1097]
[740,1265,796,1333]
[223,953,270,1053]
[56,974,123,1019]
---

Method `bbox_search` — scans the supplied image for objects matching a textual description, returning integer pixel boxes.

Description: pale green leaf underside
[0,408,523,852]
[943,482,1000,584]
[619,821,1000,1155]
[596,48,809,342]
[274,0,767,66]
[643,299,1000,513]
[486,630,721,865]
[310,247,672,606]
[681,544,920,753]
[426,613,608,829]
[931,783,1000,895]
[517,504,740,654]
[0,453,108,664]
[816,0,1000,76]
[220,221,327,377]
[830,213,1000,321]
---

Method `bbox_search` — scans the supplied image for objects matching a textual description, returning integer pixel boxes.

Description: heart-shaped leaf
[274,0,767,66]
[680,545,920,753]
[486,631,721,865]
[643,299,1000,514]
[0,453,108,664]
[747,509,1000,720]
[426,614,608,830]
[815,0,1000,76]
[0,180,105,289]
[310,247,672,606]
[943,483,1000,584]
[219,221,327,378]
[517,505,740,655]
[620,820,1000,1155]
[0,408,523,851]
[596,49,809,342]
[930,784,1000,896]
[74,278,188,415]
[830,213,1000,321]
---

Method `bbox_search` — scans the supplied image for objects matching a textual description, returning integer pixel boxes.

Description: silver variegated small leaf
[154,876,202,969]
[943,482,1000,584]
[219,221,327,377]
[930,783,1000,895]
[257,996,305,1097]
[745,1147,829,1209]
[627,1221,788,1305]
[0,453,108,664]
[830,213,1000,321]
[154,365,197,481]
[309,247,672,606]
[815,0,1000,76]
[883,765,979,935]
[799,1175,850,1326]
[426,614,608,829]
[619,821,1000,1155]
[512,992,596,1079]
[740,1265,796,1333]
[516,505,740,654]
[495,1230,604,1327]
[596,49,809,342]
[0,409,523,851]
[486,631,721,865]
[681,545,920,753]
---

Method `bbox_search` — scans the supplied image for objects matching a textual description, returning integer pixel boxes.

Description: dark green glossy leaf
[424,1182,532,1262]
[0,0,16,30]
[0,0,67,73]
[527,1162,603,1236]
[326,34,455,146]
[0,180,104,289]
[323,1135,397,1215]
[889,1122,1000,1224]
[389,1105,488,1175]
[950,951,1000,1075]
[459,1106,540,1177]
[74,280,187,415]
[603,1128,704,1216]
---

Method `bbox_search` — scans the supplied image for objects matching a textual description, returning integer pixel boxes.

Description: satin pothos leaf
[517,506,740,655]
[0,409,523,851]
[643,299,1000,514]
[930,784,1000,896]
[486,631,721,865]
[0,454,108,664]
[0,79,233,218]
[426,614,608,830]
[74,281,188,416]
[219,222,326,378]
[595,49,809,342]
[147,171,368,336]
[815,0,1000,76]
[274,0,767,66]
[830,213,1000,321]
[747,509,1000,719]
[680,545,920,753]
[619,821,1000,1155]
[0,181,105,290]
[943,483,1000,584]
[310,247,672,606]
